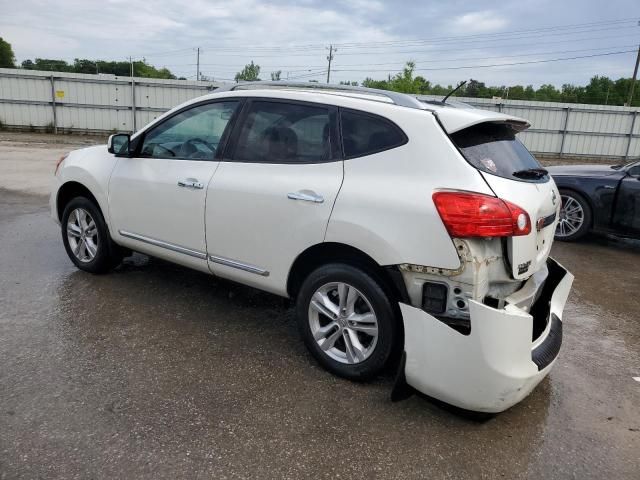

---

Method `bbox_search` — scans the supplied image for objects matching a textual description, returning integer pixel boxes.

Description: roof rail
[215,81,427,110]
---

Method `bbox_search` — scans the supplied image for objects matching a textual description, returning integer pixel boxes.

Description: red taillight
[432,191,531,238]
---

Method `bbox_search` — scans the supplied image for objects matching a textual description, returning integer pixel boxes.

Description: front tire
[295,263,398,381]
[61,197,122,273]
[555,189,591,241]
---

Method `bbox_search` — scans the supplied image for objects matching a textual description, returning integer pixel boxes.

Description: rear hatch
[448,119,560,280]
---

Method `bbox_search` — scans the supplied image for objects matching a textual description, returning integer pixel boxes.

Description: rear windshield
[451,123,547,182]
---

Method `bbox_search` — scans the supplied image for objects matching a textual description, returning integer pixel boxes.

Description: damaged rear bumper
[395,257,573,413]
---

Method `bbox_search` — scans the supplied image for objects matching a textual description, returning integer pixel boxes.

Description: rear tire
[61,197,123,273]
[555,189,591,241]
[295,263,398,381]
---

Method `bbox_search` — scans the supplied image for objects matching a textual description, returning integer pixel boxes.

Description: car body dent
[400,258,574,413]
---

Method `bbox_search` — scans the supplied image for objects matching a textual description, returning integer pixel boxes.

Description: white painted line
[634,377,640,383]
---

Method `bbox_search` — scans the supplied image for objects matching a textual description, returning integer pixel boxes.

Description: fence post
[49,75,58,134]
[625,111,637,160]
[559,107,571,157]
[131,78,136,132]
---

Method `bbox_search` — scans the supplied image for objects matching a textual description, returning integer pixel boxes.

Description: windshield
[611,160,639,170]
[451,122,548,183]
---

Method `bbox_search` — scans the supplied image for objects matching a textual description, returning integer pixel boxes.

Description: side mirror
[107,133,131,156]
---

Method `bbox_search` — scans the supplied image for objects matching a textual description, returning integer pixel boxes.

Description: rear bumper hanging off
[393,257,573,413]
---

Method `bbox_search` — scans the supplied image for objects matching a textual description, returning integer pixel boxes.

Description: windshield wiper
[512,168,549,179]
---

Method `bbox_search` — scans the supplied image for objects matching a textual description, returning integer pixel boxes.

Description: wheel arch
[287,242,409,305]
[56,181,102,222]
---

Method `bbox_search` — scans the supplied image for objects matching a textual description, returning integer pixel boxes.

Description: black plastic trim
[384,266,411,304]
[532,313,563,371]
[390,351,415,402]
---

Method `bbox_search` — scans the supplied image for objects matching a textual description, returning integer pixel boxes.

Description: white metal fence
[1,68,639,160]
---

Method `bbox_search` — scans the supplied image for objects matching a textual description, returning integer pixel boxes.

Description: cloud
[452,11,508,33]
[0,0,637,87]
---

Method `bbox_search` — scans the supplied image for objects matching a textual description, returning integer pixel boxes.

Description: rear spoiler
[433,107,530,134]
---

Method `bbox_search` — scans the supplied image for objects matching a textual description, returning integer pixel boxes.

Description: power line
[159,44,637,70]
[332,49,638,73]
[135,19,639,58]
[154,32,639,59]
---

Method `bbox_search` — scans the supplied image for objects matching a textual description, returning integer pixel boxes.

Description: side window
[628,164,640,177]
[140,101,239,160]
[340,109,407,159]
[232,101,331,163]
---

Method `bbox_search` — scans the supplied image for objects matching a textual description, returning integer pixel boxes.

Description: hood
[546,164,620,177]
[431,105,530,134]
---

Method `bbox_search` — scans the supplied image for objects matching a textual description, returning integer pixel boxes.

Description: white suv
[51,82,573,413]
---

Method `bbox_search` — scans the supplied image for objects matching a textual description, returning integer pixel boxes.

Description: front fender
[55,145,118,231]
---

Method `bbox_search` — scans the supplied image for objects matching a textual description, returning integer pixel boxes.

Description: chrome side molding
[208,254,270,277]
[118,230,208,260]
[117,230,269,276]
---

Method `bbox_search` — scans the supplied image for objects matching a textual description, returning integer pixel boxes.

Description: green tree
[235,61,261,82]
[0,37,15,68]
[536,84,561,102]
[22,58,72,71]
[270,70,281,81]
[20,57,176,79]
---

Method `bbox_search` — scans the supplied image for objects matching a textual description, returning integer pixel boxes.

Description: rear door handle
[287,191,324,203]
[178,178,204,189]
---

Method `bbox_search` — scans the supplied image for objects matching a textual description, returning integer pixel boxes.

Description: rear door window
[231,101,331,163]
[451,123,547,182]
[340,110,407,159]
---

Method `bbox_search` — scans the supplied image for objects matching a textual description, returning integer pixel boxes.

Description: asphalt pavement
[0,135,639,479]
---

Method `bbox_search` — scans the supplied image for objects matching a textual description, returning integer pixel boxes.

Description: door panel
[108,100,239,272]
[206,161,342,294]
[205,99,343,295]
[109,158,218,271]
[612,171,640,234]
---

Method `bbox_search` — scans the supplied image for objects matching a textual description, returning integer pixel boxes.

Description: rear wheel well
[56,182,100,222]
[288,242,407,364]
[287,242,407,305]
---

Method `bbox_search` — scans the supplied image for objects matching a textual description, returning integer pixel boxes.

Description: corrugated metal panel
[1,69,639,159]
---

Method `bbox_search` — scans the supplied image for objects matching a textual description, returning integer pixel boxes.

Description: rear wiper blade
[512,168,549,179]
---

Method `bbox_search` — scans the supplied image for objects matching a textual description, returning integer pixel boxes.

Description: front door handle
[287,191,324,203]
[178,178,204,190]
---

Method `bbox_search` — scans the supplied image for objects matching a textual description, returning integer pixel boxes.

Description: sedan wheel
[66,208,99,262]
[308,282,379,365]
[555,192,590,241]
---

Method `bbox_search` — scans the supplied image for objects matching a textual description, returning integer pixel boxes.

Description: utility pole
[627,44,640,106]
[196,47,200,81]
[129,56,136,132]
[326,45,336,84]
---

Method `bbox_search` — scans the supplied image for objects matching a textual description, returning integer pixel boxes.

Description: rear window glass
[451,123,547,182]
[341,110,407,159]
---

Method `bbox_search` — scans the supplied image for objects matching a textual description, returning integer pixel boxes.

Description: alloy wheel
[66,208,99,263]
[556,194,585,238]
[308,282,379,364]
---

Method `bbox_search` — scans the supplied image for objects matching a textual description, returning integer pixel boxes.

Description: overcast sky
[1,0,639,86]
